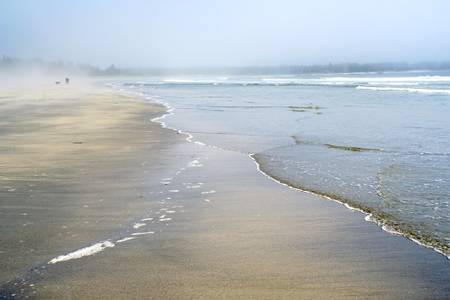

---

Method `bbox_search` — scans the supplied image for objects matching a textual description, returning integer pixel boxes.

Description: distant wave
[163,78,225,85]
[123,75,450,89]
[263,76,450,87]
[356,86,450,94]
[127,79,357,87]
[322,75,450,83]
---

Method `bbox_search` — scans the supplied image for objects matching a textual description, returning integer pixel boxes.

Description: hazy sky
[1,0,450,68]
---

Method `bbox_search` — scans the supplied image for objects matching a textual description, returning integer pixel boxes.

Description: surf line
[248,153,450,260]
[118,83,450,260]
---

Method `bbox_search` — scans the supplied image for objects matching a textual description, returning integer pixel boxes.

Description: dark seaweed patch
[289,105,322,112]
[324,143,381,152]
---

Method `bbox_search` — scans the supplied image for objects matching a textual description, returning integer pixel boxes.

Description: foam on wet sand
[2,81,449,299]
[48,241,115,264]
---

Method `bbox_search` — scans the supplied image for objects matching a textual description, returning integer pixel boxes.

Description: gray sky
[1,0,450,68]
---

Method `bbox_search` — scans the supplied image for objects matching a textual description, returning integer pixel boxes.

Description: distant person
[65,77,70,84]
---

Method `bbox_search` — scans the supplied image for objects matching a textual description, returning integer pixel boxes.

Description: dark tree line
[1,56,450,76]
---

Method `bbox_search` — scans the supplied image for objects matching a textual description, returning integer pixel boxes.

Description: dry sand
[0,82,449,299]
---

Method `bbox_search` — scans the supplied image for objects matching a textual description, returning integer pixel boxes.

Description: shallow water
[118,71,450,255]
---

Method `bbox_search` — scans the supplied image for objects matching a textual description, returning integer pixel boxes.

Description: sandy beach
[1,82,449,299]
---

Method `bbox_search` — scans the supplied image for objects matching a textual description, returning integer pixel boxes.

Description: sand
[0,82,449,299]
[0,81,185,287]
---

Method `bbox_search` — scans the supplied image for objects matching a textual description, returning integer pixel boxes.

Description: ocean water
[117,71,450,256]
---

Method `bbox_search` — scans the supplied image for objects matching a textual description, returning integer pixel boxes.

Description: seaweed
[289,105,321,110]
[324,143,380,152]
[289,104,322,112]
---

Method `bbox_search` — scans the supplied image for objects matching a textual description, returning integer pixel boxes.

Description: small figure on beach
[65,77,70,84]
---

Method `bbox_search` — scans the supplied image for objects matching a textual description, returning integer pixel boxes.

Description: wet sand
[0,82,185,293]
[1,83,449,299]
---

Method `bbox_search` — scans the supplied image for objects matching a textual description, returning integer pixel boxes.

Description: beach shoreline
[117,81,450,260]
[250,153,450,260]
[1,81,449,299]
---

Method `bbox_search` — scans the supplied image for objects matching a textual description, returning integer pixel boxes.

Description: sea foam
[356,86,450,94]
[48,241,115,264]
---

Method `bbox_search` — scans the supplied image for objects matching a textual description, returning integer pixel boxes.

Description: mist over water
[118,70,450,255]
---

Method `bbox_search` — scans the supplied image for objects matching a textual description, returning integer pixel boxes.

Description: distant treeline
[0,56,104,75]
[2,56,450,76]
[257,62,450,74]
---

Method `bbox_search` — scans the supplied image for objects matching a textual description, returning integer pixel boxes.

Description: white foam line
[322,75,450,83]
[169,189,179,193]
[188,159,203,167]
[248,153,450,260]
[140,92,213,149]
[131,231,154,236]
[48,241,115,264]
[141,217,154,221]
[159,218,172,222]
[133,222,146,229]
[187,185,201,189]
[356,85,450,94]
[365,213,449,259]
[201,190,216,194]
[116,237,135,243]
